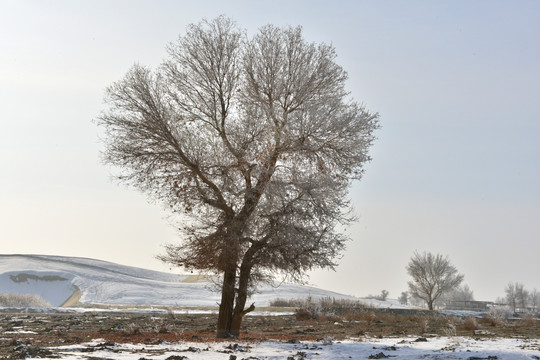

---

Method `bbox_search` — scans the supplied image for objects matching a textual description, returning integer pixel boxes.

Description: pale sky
[1,0,539,302]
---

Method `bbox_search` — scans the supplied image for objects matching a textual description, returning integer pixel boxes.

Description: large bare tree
[98,16,379,337]
[406,251,464,311]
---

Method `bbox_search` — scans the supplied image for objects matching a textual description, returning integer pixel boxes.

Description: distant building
[445,300,494,312]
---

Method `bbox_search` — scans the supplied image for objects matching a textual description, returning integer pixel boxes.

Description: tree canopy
[407,251,464,311]
[98,16,379,337]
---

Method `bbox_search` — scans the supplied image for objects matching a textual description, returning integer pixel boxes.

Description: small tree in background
[529,289,539,313]
[515,283,529,312]
[505,282,532,313]
[368,289,389,301]
[406,251,464,311]
[398,291,409,305]
[437,284,474,308]
[409,294,426,308]
[505,282,518,313]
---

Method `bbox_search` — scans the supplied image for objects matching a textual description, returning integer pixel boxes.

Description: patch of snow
[51,336,540,359]
[3,330,38,334]
[359,297,411,309]
[441,309,486,317]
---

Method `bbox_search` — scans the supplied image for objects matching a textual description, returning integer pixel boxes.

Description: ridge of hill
[0,254,364,308]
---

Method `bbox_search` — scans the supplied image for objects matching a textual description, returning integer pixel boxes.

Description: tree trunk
[229,261,254,336]
[216,267,236,338]
[216,228,260,338]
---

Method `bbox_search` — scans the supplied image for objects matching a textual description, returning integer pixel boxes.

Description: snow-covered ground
[3,255,539,359]
[0,254,368,308]
[49,336,540,359]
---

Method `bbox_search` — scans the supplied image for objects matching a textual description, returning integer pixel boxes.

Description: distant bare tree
[506,282,530,313]
[437,284,474,308]
[98,16,379,337]
[454,284,474,301]
[369,289,389,301]
[406,251,464,311]
[530,288,539,312]
[505,282,518,313]
[494,296,505,305]
[398,291,409,305]
[515,283,529,312]
[409,294,426,308]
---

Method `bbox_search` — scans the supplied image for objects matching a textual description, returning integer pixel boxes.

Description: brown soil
[0,309,539,358]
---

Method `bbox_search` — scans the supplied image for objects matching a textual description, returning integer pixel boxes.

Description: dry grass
[270,298,305,307]
[417,316,429,334]
[0,308,539,356]
[274,296,368,321]
[463,316,478,331]
[444,318,457,336]
[480,314,502,327]
[272,297,540,339]
[522,313,537,327]
[0,293,52,308]
[480,306,510,327]
[295,308,314,321]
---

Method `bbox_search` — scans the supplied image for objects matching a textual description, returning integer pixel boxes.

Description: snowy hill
[0,254,362,308]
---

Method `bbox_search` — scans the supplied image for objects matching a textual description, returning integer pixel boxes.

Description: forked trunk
[216,251,256,338]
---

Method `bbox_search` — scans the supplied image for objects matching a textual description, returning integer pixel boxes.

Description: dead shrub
[166,307,176,320]
[343,311,363,322]
[417,316,429,335]
[152,318,174,334]
[275,296,366,313]
[122,322,141,335]
[522,313,536,327]
[376,312,399,324]
[365,312,377,326]
[293,296,321,321]
[343,310,382,327]
[481,306,510,327]
[463,316,478,331]
[444,318,457,337]
[270,298,305,307]
[295,308,314,321]
[480,314,502,327]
